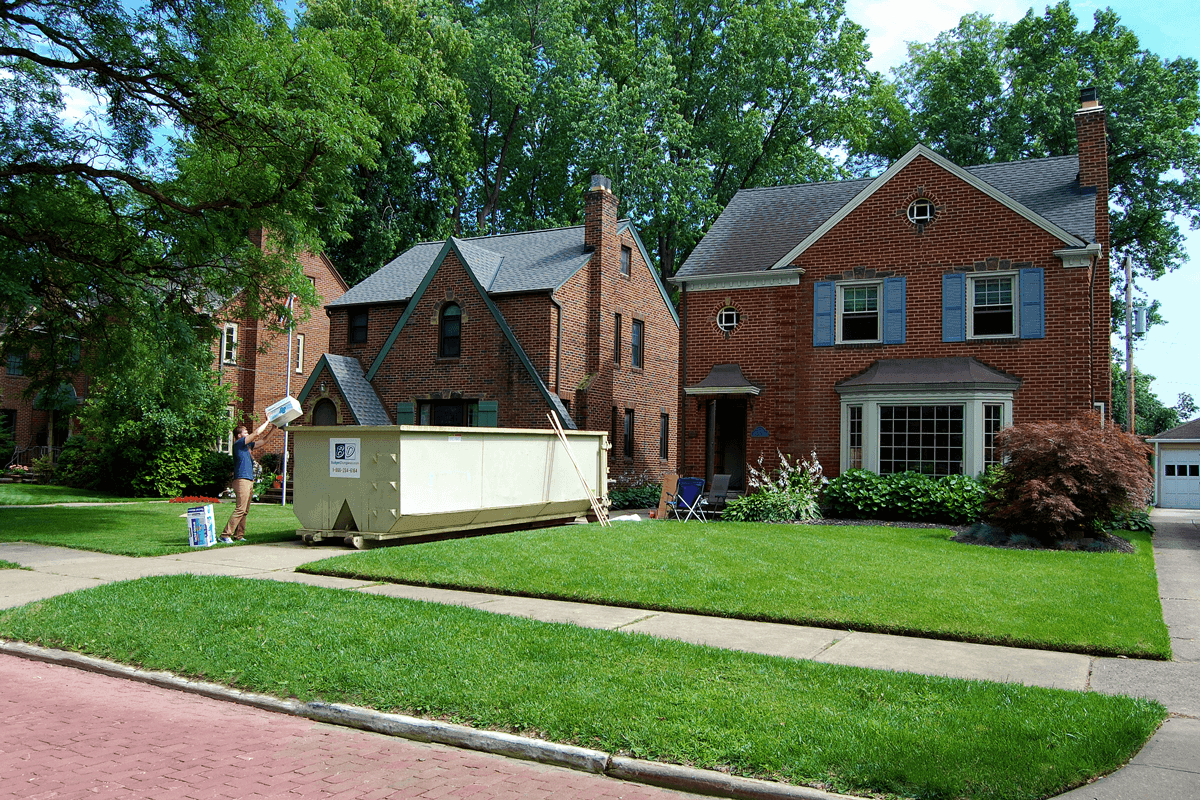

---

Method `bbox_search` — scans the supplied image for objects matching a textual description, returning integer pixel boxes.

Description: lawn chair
[667,477,708,522]
[706,474,731,518]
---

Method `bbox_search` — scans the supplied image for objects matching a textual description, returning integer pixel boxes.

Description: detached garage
[1149,419,1200,509]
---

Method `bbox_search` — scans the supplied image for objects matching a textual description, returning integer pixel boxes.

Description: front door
[707,398,747,490]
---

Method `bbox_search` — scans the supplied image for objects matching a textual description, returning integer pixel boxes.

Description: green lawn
[300,521,1171,659]
[0,502,298,556]
[0,484,162,506]
[0,574,1165,800]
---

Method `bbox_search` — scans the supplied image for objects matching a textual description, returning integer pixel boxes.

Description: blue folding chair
[667,477,708,522]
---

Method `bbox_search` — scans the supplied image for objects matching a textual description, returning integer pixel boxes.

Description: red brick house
[295,175,681,484]
[672,89,1112,489]
[214,228,348,459]
[1,353,88,466]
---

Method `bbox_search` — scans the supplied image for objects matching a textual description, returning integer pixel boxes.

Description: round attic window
[717,306,741,332]
[907,198,935,225]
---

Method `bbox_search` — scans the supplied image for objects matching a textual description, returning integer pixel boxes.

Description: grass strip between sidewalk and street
[299,521,1171,659]
[0,502,298,556]
[0,574,1165,800]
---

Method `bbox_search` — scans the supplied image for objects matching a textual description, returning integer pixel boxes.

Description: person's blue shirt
[232,435,256,481]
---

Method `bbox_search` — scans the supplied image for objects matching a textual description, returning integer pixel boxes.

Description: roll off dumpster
[290,425,608,548]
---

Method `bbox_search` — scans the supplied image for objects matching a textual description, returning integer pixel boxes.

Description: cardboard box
[266,395,302,426]
[187,505,216,547]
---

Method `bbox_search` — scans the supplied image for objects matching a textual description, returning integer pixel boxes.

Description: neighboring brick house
[295,175,681,484]
[671,89,1112,489]
[1,349,88,466]
[213,228,348,459]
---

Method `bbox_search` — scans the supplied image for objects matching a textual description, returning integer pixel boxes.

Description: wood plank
[656,473,678,520]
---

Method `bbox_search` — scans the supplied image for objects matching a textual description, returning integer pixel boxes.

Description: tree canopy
[869,2,1200,320]
[0,0,434,389]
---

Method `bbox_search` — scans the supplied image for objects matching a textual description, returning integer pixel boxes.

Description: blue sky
[847,0,1200,414]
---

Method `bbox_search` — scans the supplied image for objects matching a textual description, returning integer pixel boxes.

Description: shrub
[822,469,988,524]
[259,452,282,476]
[1104,508,1154,533]
[986,414,1153,542]
[182,451,234,498]
[610,483,661,510]
[723,451,825,522]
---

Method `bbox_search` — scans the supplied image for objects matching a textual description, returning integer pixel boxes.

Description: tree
[869,3,1200,320]
[1177,393,1197,423]
[1111,360,1182,435]
[0,0,432,390]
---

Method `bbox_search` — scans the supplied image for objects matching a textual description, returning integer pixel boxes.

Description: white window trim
[840,390,1013,477]
[222,323,239,365]
[836,280,882,344]
[967,271,1019,340]
[295,333,305,374]
[217,406,236,454]
[717,307,740,332]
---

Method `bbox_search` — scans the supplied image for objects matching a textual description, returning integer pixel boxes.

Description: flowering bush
[169,496,222,504]
[7,464,30,474]
[723,450,826,522]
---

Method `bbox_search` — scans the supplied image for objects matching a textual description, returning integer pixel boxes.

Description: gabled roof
[835,357,1022,393]
[297,353,392,425]
[676,146,1096,280]
[1149,418,1200,442]
[363,238,578,430]
[327,221,680,327]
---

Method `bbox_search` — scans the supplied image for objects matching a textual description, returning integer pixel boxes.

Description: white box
[187,505,216,547]
[266,395,302,426]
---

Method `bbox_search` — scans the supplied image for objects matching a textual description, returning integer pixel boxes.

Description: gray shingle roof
[1149,418,1200,441]
[676,152,1097,280]
[328,226,594,307]
[323,354,392,425]
[835,357,1022,392]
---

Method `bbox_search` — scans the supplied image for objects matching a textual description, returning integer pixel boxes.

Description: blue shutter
[883,276,906,345]
[813,281,834,346]
[396,402,415,425]
[942,273,966,342]
[1019,268,1045,339]
[476,400,498,427]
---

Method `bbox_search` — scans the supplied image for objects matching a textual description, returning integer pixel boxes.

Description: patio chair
[706,474,731,517]
[667,477,708,522]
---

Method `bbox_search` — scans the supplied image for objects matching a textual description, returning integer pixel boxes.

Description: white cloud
[847,0,1030,73]
[58,82,104,126]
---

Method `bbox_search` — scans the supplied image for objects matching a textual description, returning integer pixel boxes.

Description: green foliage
[723,450,825,522]
[868,2,1200,317]
[987,416,1154,541]
[1112,361,1185,434]
[1105,508,1155,533]
[609,482,660,510]
[258,452,282,476]
[823,469,988,524]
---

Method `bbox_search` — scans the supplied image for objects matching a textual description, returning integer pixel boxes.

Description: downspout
[550,291,563,394]
[679,282,688,475]
[1089,252,1098,413]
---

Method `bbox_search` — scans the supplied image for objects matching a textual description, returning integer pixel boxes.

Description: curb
[1,639,855,800]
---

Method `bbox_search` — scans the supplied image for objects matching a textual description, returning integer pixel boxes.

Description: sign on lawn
[329,438,361,478]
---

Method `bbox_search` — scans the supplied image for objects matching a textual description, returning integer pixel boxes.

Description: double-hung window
[349,310,368,345]
[970,275,1016,337]
[222,324,238,365]
[624,409,635,457]
[614,313,622,364]
[620,245,632,277]
[659,413,669,460]
[631,319,644,369]
[839,283,880,342]
[294,333,305,374]
[439,303,461,358]
[942,268,1044,342]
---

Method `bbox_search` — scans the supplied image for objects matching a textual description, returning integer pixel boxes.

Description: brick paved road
[0,654,702,800]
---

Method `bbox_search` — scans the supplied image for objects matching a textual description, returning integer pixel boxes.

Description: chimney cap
[1079,86,1100,109]
[589,174,612,193]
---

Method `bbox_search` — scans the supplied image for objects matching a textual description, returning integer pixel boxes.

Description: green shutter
[396,402,415,425]
[477,400,498,427]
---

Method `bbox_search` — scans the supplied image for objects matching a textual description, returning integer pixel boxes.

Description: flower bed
[169,496,222,504]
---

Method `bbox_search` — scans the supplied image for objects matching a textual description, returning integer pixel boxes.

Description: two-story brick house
[295,176,681,483]
[212,227,349,459]
[672,89,1112,488]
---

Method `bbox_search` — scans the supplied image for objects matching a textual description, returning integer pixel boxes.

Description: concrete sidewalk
[2,508,1198,798]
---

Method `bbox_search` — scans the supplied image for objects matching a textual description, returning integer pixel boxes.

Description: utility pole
[1125,255,1135,434]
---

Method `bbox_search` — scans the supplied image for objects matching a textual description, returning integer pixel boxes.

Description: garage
[1150,419,1200,509]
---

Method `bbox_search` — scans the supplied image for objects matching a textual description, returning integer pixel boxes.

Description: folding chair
[706,474,731,518]
[667,477,708,522]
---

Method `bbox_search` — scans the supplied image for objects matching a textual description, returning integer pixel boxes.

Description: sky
[846,0,1200,415]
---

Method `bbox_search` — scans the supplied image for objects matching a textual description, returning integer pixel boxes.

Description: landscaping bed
[0,501,298,556]
[299,520,1171,658]
[0,574,1166,800]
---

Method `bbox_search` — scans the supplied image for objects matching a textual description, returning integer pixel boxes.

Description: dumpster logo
[329,438,361,478]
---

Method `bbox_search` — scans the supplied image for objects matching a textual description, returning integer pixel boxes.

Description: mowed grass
[0,575,1165,800]
[301,521,1171,658]
[0,484,160,506]
[0,502,298,556]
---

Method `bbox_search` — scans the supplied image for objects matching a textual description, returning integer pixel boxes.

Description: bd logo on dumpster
[329,438,361,478]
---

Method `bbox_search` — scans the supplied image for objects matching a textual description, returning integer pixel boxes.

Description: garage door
[1161,452,1200,509]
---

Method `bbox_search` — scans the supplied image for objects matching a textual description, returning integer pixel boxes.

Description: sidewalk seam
[0,638,856,800]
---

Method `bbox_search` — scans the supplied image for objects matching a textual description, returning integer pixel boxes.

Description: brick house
[671,89,1112,489]
[1,351,88,466]
[295,175,681,484]
[214,228,348,459]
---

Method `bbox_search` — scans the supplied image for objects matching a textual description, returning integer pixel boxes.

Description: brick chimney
[584,174,617,255]
[1074,86,1108,247]
[582,175,618,419]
